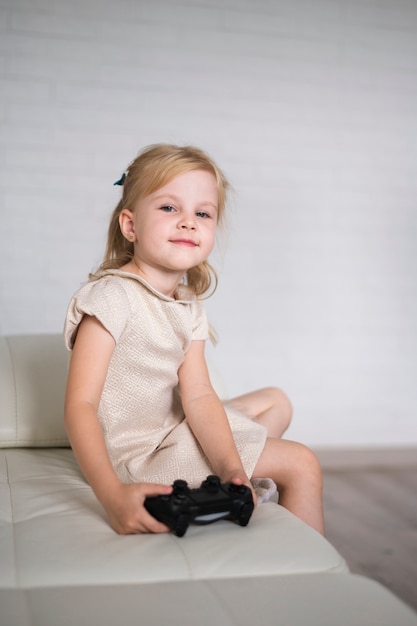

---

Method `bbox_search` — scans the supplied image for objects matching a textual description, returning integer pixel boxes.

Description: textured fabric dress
[64,270,267,487]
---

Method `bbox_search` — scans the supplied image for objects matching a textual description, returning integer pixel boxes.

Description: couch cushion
[1,575,416,626]
[1,448,348,589]
[0,335,69,448]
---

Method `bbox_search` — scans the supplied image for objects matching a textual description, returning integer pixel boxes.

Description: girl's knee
[297,444,323,486]
[266,386,293,431]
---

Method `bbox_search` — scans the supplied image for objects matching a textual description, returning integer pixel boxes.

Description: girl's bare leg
[253,438,325,535]
[225,388,324,534]
[224,387,292,438]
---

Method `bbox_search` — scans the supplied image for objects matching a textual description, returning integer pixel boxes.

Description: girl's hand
[101,482,173,535]
[224,471,258,508]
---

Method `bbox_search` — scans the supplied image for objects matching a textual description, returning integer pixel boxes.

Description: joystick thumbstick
[203,475,221,492]
[173,479,188,493]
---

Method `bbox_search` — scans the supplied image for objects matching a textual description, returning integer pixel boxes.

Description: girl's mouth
[170,239,198,247]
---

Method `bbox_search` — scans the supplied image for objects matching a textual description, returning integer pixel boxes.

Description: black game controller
[144,475,254,537]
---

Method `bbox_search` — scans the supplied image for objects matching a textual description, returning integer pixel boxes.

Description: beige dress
[64,270,267,487]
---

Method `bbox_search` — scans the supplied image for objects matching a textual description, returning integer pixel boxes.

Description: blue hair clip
[113,173,126,186]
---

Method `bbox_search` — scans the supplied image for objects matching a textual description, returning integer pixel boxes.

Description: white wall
[1,0,416,447]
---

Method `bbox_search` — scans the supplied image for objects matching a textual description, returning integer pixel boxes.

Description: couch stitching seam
[5,451,20,588]
[171,536,195,579]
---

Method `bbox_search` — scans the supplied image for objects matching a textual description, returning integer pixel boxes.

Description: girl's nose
[179,216,196,230]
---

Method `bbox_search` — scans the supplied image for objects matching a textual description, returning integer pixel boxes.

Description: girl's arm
[178,340,256,499]
[64,315,172,534]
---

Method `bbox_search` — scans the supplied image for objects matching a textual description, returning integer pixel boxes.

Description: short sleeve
[190,300,209,341]
[64,277,131,350]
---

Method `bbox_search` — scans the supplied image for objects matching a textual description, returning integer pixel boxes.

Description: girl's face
[119,169,219,292]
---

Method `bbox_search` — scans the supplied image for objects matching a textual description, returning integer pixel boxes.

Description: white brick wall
[1,0,416,447]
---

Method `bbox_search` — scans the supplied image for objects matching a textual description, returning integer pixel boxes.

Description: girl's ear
[119,209,137,242]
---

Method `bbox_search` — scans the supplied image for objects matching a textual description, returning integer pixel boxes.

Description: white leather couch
[1,334,416,626]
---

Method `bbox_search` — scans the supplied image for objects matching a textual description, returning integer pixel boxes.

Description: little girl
[64,144,324,536]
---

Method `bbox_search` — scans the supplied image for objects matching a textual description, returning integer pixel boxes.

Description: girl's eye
[161,205,176,213]
[196,211,210,219]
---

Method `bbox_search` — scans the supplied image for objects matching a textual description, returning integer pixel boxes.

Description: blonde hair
[94,144,229,298]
